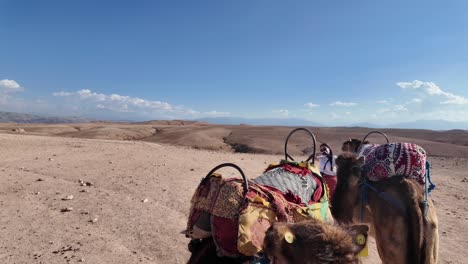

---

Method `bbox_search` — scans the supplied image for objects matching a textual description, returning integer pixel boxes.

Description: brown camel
[341,139,367,153]
[187,219,369,264]
[263,220,369,264]
[331,153,439,264]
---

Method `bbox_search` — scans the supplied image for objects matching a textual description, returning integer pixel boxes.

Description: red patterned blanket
[359,143,427,184]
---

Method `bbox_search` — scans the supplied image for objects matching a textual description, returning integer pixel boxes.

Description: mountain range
[0,111,92,123]
[1,111,467,130]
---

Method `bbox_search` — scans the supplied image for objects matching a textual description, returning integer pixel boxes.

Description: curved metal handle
[205,163,249,196]
[361,131,389,144]
[284,128,317,164]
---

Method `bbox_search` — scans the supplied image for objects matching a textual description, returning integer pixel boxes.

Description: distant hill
[0,111,92,123]
[349,122,382,128]
[350,120,468,131]
[197,117,323,127]
[387,120,468,130]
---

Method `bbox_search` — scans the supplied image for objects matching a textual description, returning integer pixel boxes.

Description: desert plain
[0,121,467,264]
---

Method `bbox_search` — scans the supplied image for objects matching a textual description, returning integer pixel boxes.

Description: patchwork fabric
[186,161,333,257]
[358,143,427,184]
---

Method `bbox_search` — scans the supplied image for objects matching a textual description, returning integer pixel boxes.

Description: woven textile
[252,167,317,204]
[359,143,427,184]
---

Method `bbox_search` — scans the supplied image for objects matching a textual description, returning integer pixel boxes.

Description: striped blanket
[358,143,427,184]
[252,165,320,205]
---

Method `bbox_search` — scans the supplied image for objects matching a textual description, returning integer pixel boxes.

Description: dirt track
[1,132,467,263]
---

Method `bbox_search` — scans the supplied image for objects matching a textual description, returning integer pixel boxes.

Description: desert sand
[0,123,467,264]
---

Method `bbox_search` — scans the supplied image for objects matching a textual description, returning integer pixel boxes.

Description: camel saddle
[185,161,333,257]
[358,143,427,185]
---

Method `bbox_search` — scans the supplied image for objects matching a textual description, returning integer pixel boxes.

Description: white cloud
[378,104,408,114]
[330,112,339,119]
[273,109,289,116]
[0,79,22,91]
[304,102,320,108]
[376,99,389,104]
[330,101,357,107]
[410,98,422,104]
[397,80,468,105]
[345,111,351,115]
[53,89,230,118]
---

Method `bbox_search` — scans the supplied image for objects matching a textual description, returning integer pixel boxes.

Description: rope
[422,160,436,218]
[426,160,436,193]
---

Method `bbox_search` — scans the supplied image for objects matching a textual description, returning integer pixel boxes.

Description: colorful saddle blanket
[358,143,427,184]
[186,161,332,257]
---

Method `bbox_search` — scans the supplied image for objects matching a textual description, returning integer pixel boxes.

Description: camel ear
[347,224,369,254]
[356,156,365,166]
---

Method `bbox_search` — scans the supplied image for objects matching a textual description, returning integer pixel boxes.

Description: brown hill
[1,122,468,158]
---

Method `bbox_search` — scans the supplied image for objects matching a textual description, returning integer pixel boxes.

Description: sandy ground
[1,133,467,264]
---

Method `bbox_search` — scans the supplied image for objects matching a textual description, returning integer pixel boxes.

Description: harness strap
[422,160,436,218]
[359,160,436,223]
[359,178,405,222]
[426,160,436,193]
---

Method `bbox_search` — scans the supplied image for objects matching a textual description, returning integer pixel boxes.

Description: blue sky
[1,0,468,125]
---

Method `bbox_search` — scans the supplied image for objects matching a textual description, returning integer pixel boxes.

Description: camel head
[341,138,369,153]
[263,220,369,264]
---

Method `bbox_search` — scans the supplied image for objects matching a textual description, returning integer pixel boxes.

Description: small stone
[79,189,88,193]
[52,154,57,156]
[85,182,93,186]
[49,158,54,161]
[142,198,149,203]
[37,178,44,182]
[61,207,73,212]
[35,157,39,160]
[78,258,84,262]
[190,168,194,171]
[89,218,98,223]
[109,161,113,164]
[462,178,468,182]
[62,195,74,201]
[34,191,40,195]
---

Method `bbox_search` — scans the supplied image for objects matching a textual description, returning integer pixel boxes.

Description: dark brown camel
[263,220,369,264]
[331,153,439,264]
[187,219,369,264]
[341,139,368,153]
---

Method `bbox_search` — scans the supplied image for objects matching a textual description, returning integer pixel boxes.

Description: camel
[331,153,439,264]
[341,139,368,153]
[187,219,369,264]
[263,220,369,264]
